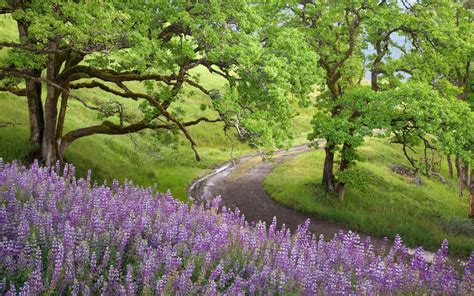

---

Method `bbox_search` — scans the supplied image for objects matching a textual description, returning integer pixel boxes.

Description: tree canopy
[285,0,473,200]
[0,1,319,165]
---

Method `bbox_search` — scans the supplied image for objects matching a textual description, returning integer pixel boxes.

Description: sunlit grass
[264,138,473,256]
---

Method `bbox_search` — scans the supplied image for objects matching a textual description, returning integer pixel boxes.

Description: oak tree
[0,1,319,166]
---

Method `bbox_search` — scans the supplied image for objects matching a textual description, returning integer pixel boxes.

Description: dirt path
[188,145,438,262]
[189,145,384,244]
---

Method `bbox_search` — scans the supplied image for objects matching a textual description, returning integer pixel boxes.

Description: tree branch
[158,22,192,42]
[0,42,64,54]
[0,86,26,96]
[0,7,12,14]
[183,116,221,126]
[59,116,221,158]
[70,80,149,99]
[184,78,212,96]
[59,65,177,84]
[1,65,213,161]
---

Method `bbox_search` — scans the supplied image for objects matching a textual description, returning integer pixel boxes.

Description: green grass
[0,90,248,201]
[0,72,315,203]
[264,138,474,257]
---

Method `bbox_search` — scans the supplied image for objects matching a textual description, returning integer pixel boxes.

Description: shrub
[442,217,474,236]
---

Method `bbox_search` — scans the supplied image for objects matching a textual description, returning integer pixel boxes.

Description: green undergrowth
[264,138,474,257]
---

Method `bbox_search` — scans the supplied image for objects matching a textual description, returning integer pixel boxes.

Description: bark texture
[447,155,453,178]
[322,144,336,193]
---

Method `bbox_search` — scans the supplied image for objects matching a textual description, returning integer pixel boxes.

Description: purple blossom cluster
[0,160,473,295]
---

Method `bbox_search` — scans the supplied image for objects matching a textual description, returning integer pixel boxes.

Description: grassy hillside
[0,87,313,201]
[0,88,244,201]
[264,138,473,256]
[0,14,315,201]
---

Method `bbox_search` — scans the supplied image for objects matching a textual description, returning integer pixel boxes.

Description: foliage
[309,86,388,168]
[386,82,474,173]
[286,0,473,199]
[1,160,473,295]
[0,1,320,165]
[286,0,386,197]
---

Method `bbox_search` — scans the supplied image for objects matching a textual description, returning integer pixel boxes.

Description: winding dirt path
[189,145,385,244]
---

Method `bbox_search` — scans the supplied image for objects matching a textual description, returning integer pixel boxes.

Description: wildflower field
[0,160,472,295]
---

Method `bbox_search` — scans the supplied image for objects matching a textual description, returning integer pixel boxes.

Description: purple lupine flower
[50,238,64,288]
[125,264,136,296]
[0,161,472,295]
[90,251,97,273]
[155,276,167,295]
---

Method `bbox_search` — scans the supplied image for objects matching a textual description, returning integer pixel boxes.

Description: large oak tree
[0,1,319,166]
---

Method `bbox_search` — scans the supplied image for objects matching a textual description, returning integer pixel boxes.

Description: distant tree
[385,83,473,178]
[289,0,473,202]
[308,86,391,199]
[381,0,474,196]
[0,1,319,166]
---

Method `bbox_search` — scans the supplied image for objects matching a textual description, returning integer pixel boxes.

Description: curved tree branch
[0,42,64,54]
[2,67,204,159]
[59,65,178,84]
[59,116,221,158]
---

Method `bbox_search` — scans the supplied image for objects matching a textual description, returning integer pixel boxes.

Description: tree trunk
[15,10,44,157]
[25,72,44,146]
[470,168,474,219]
[322,143,336,193]
[447,155,453,178]
[335,142,351,201]
[455,155,464,197]
[463,163,469,186]
[371,68,379,91]
[371,35,390,92]
[56,86,69,144]
[55,52,82,144]
[58,138,71,163]
[41,94,60,166]
[41,46,61,166]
